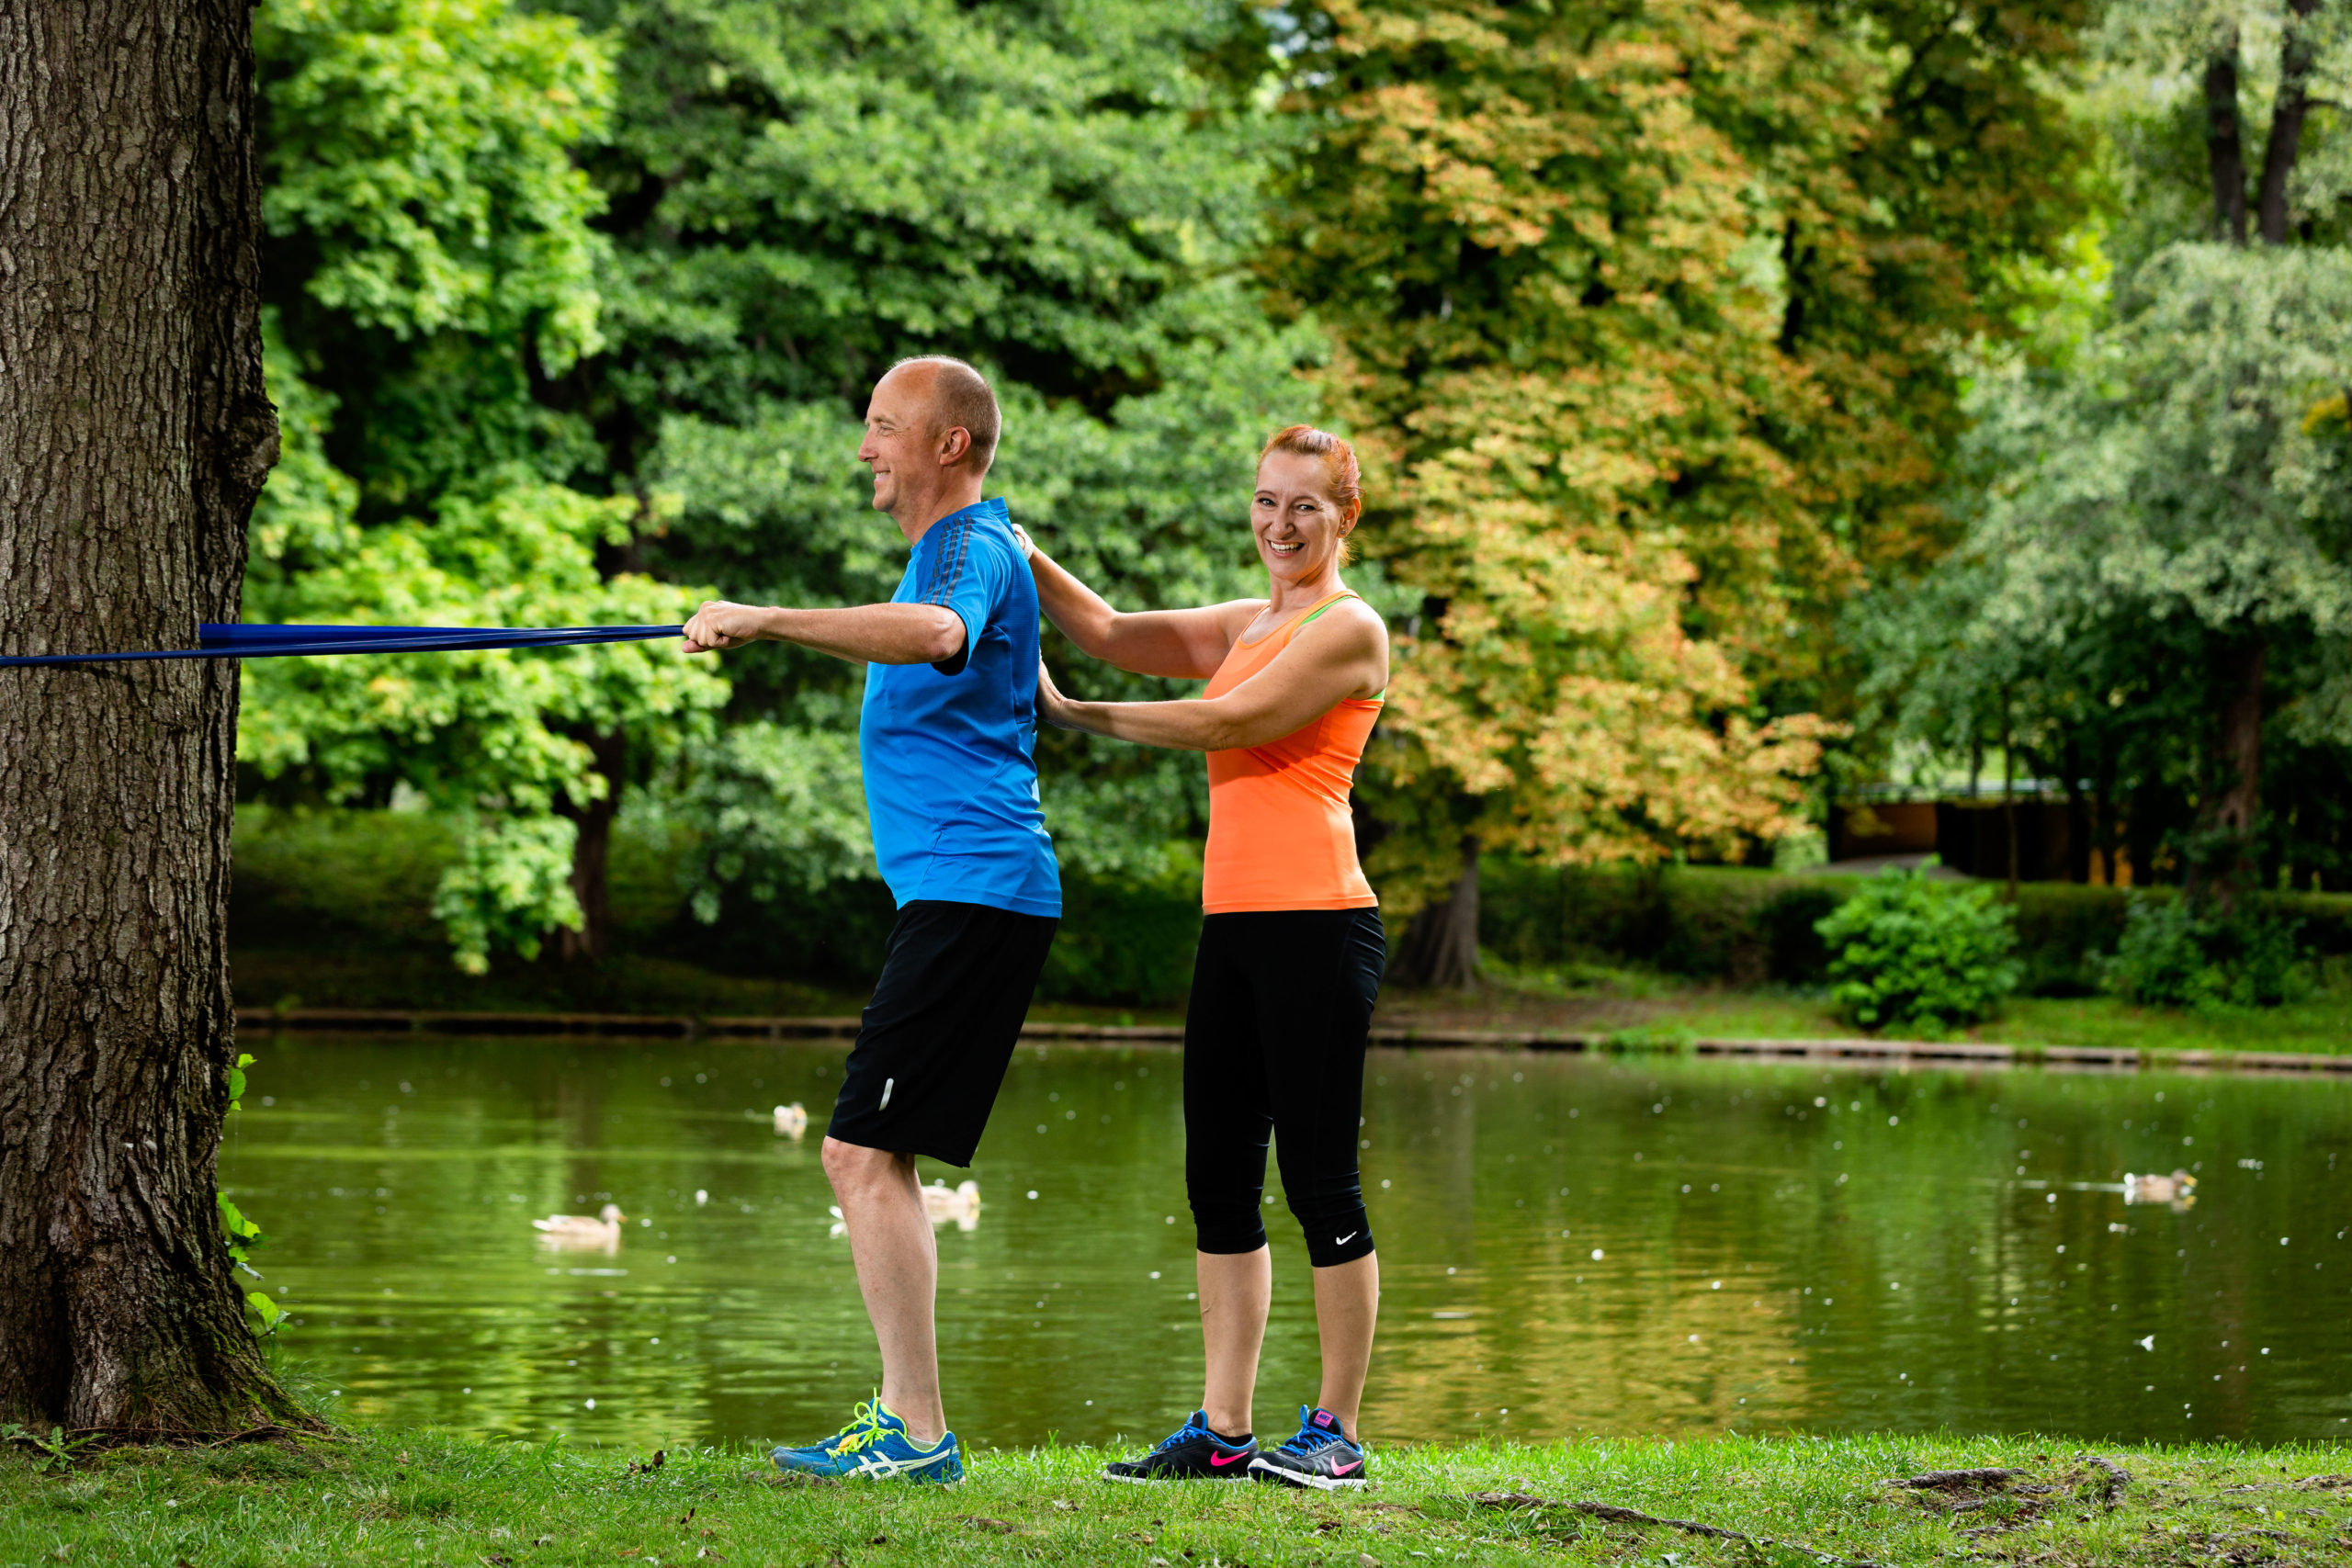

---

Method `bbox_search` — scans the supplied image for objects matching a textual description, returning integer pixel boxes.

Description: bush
[1814,867,2021,1031]
[2102,896,2312,1010]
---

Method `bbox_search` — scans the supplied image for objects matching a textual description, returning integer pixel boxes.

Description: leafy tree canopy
[245,0,726,971]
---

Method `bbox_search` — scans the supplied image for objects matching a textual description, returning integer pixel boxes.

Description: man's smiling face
[856,363,939,517]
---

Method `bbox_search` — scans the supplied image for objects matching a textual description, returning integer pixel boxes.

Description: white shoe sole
[1099,1467,1254,1484]
[1248,1457,1369,1490]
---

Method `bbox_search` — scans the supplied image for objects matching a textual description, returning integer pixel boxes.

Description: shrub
[1814,866,2021,1031]
[2102,896,2312,1010]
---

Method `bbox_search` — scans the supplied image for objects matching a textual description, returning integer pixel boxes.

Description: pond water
[220,1035,2352,1452]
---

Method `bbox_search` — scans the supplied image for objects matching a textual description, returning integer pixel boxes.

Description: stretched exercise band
[0,623,685,667]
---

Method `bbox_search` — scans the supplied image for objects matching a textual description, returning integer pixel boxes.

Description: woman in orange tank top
[1016,426,1390,1490]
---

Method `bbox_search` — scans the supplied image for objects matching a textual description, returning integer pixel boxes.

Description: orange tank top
[1201,591,1382,914]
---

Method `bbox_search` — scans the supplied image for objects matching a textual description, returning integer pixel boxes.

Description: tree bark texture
[0,1,296,1433]
[2204,38,2249,245]
[1391,835,1479,990]
[557,729,626,964]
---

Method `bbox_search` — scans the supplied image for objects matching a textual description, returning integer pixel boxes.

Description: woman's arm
[1038,601,1386,752]
[1016,525,1256,680]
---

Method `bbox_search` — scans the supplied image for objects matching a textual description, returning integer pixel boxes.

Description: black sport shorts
[826,899,1058,1168]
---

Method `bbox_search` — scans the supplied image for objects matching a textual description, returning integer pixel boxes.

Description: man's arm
[682,600,965,666]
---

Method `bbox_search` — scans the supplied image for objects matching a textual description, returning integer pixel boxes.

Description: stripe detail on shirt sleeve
[919,522,973,607]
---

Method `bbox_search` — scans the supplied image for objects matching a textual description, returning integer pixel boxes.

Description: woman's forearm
[1051,696,1261,752]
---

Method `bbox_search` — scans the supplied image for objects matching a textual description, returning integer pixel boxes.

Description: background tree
[245,0,728,968]
[1265,0,2090,984]
[1860,0,2352,899]
[0,0,306,1432]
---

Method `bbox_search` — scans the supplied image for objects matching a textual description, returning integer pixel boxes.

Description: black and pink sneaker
[1100,1410,1257,1483]
[1248,1405,1368,1491]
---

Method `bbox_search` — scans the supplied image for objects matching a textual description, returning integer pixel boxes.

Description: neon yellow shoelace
[824,1399,893,1456]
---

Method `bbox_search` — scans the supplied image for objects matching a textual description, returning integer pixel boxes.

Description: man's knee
[823,1135,910,1194]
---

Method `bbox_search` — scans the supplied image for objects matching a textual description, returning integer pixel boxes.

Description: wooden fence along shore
[230,1008,2352,1075]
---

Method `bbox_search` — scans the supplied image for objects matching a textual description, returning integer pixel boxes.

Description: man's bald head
[886,355,1001,472]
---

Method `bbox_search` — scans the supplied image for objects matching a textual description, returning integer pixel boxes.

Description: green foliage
[0,1425,98,1474]
[2104,895,2314,1010]
[249,0,730,969]
[1815,868,2022,1031]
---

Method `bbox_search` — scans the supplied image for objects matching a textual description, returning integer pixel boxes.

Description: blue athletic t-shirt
[859,497,1061,918]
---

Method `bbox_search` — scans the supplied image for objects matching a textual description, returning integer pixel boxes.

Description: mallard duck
[2123,1169,2197,1205]
[533,1202,627,1248]
[922,1179,981,1230]
[774,1103,808,1139]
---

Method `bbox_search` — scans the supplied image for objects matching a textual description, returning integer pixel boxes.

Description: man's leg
[822,1135,946,1446]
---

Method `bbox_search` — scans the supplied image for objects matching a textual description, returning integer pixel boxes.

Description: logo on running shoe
[1332,1461,1363,1475]
[1209,1450,1250,1468]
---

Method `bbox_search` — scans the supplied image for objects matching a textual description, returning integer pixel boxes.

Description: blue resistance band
[0,623,686,668]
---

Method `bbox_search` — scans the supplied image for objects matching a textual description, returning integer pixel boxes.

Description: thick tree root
[1448,1491,1890,1567]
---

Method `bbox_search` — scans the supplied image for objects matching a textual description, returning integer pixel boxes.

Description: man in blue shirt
[682,356,1058,1483]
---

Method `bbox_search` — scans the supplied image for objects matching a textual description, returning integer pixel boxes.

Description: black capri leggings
[1184,907,1385,1269]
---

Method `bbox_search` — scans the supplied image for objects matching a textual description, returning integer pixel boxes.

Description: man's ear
[939,425,973,466]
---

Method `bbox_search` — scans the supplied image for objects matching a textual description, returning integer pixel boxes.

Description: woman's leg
[1196,1246,1272,1436]
[1184,914,1276,1438]
[1310,1252,1379,1438]
[1262,908,1386,1441]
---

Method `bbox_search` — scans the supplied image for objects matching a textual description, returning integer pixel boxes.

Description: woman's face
[1252,450,1355,586]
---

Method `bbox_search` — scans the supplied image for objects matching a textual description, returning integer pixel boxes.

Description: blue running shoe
[1248,1405,1368,1491]
[1099,1410,1256,1483]
[768,1398,964,1483]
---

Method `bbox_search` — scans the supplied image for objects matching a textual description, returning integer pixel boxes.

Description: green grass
[6,1427,2348,1567]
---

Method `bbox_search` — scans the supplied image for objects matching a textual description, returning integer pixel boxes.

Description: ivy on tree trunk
[0,0,307,1435]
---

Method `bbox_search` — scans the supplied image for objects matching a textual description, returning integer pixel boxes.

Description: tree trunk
[1390,835,1479,990]
[2206,633,2267,903]
[2001,695,2019,897]
[556,729,627,964]
[2204,35,2249,245]
[0,1,301,1435]
[2256,0,2322,245]
[2064,739,2091,886]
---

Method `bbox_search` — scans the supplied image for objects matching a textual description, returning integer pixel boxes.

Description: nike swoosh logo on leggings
[1209,1450,1249,1468]
[1333,1232,1357,1246]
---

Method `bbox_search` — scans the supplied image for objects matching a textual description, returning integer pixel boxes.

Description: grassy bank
[1392,959,2352,1055]
[6,1428,2348,1567]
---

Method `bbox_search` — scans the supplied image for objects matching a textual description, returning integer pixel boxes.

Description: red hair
[1258,424,1363,563]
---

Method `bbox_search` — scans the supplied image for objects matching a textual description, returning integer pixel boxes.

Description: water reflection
[221,1037,2352,1449]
